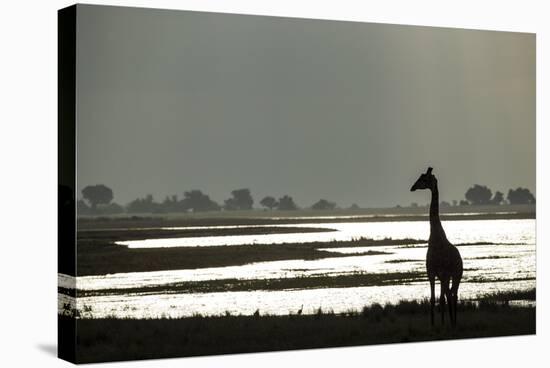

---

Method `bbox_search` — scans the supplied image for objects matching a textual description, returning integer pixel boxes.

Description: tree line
[78,183,535,216]
[464,184,535,205]
[77,185,342,215]
[410,184,535,208]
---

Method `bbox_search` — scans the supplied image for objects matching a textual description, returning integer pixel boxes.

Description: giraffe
[410,167,463,327]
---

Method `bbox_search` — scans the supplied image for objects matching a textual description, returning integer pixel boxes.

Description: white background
[0,0,547,367]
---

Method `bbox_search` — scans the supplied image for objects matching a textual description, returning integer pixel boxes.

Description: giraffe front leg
[451,278,461,328]
[429,276,435,327]
[439,284,445,325]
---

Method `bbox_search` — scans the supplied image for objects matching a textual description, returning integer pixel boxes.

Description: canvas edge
[58,3,77,364]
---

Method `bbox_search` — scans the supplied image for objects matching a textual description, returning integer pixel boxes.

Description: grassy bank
[76,237,422,276]
[78,226,335,242]
[72,271,427,297]
[67,291,536,363]
[67,272,536,298]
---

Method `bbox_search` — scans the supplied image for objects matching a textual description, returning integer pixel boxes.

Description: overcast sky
[76,5,535,208]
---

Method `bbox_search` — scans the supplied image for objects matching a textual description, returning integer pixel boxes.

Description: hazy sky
[76,5,535,208]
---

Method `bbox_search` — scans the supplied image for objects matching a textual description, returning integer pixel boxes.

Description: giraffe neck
[429,183,447,245]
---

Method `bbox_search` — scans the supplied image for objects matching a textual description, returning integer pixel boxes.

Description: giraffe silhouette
[411,167,463,327]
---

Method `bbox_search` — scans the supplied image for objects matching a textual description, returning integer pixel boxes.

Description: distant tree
[349,203,360,210]
[465,184,492,205]
[260,196,278,210]
[311,199,337,210]
[101,202,125,215]
[277,195,298,210]
[224,188,254,211]
[452,200,458,207]
[82,184,113,210]
[507,188,535,205]
[182,190,220,212]
[459,200,469,206]
[126,194,160,213]
[440,201,451,208]
[410,202,418,208]
[490,191,504,205]
[161,195,181,213]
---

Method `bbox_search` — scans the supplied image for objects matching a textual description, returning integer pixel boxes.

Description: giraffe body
[411,167,463,327]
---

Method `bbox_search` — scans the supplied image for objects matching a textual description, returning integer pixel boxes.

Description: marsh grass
[76,237,419,276]
[77,226,336,242]
[75,271,426,297]
[385,259,419,264]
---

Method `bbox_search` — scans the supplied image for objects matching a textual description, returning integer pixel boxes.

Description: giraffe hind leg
[440,278,451,326]
[447,292,454,326]
[439,283,445,325]
[429,275,436,327]
[445,288,453,328]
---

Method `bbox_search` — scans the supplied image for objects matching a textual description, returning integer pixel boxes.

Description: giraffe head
[410,167,437,192]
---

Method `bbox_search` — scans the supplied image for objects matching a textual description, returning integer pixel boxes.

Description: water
[59,218,535,319]
[116,219,533,248]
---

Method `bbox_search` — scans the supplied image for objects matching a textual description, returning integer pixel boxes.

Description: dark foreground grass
[66,296,535,363]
